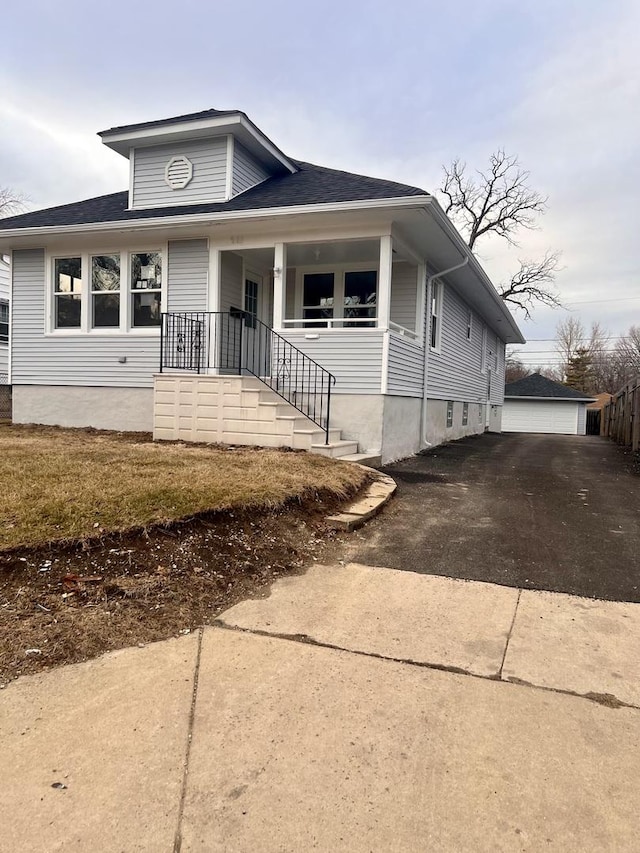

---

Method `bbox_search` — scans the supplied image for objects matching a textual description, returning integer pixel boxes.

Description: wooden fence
[602,376,640,451]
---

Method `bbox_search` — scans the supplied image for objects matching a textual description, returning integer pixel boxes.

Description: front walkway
[2,563,640,852]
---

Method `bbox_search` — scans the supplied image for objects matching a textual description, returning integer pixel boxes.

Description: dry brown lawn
[0,424,367,551]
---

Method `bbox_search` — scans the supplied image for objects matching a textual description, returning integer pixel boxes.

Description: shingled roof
[0,160,428,231]
[505,373,595,401]
[98,108,240,136]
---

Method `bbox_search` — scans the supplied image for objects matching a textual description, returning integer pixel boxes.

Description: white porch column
[208,249,221,373]
[378,235,393,330]
[273,242,287,330]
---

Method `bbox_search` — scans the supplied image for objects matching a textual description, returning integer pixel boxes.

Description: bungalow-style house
[503,373,595,435]
[0,108,524,463]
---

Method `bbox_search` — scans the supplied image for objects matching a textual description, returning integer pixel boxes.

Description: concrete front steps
[153,374,362,460]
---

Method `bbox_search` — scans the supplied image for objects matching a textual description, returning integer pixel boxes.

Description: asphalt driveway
[351,433,640,602]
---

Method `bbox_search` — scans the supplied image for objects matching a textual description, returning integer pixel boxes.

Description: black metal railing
[160,311,336,443]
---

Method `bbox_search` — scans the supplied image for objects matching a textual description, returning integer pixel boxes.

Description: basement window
[462,402,469,426]
[446,400,454,428]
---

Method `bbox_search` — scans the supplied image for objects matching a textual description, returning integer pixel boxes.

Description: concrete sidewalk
[2,564,640,852]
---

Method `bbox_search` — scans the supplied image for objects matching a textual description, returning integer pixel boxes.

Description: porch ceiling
[230,238,382,269]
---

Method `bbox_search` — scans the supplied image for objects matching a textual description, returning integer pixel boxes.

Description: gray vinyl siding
[232,143,270,197]
[132,137,228,209]
[12,248,160,388]
[0,260,8,375]
[282,329,384,394]
[390,262,418,331]
[220,252,243,311]
[387,334,424,396]
[167,239,209,313]
[427,282,501,404]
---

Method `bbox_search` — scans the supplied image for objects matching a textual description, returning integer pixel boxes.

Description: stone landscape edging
[326,466,397,531]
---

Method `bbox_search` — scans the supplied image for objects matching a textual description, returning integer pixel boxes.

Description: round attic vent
[164,155,193,190]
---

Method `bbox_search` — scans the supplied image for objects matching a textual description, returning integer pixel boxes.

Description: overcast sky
[2,0,638,367]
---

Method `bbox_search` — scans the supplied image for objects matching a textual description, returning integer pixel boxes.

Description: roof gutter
[420,256,470,449]
[422,198,525,345]
[0,194,432,245]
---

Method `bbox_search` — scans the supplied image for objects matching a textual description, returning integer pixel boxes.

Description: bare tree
[555,317,586,379]
[0,186,27,218]
[498,252,562,318]
[439,150,561,317]
[505,350,528,383]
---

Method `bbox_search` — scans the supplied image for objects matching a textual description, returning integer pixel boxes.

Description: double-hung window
[0,300,8,343]
[301,268,377,327]
[54,257,82,328]
[430,281,443,350]
[344,270,377,327]
[303,273,335,326]
[131,252,162,327]
[92,254,120,328]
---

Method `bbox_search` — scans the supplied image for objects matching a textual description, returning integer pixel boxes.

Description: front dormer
[98,108,297,210]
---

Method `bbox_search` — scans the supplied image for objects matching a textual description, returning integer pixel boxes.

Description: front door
[243,272,271,377]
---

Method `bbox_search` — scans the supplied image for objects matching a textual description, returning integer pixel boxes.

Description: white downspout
[421,256,470,448]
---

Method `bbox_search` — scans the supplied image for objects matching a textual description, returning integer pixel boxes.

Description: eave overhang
[99,112,297,175]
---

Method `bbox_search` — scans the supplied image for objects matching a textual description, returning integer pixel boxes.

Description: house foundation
[11,385,154,432]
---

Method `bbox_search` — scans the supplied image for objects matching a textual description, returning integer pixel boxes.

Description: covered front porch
[156,234,427,459]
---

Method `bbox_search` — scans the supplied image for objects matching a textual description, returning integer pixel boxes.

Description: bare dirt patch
[0,497,353,684]
[0,424,369,683]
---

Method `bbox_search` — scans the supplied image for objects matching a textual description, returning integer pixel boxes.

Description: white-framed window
[466,310,472,341]
[446,400,454,428]
[47,248,165,334]
[430,281,443,351]
[481,325,487,372]
[0,300,9,343]
[297,265,377,328]
[462,402,469,426]
[53,257,83,329]
[91,254,120,329]
[130,252,162,328]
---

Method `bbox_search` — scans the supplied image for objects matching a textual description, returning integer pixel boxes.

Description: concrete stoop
[153,373,360,459]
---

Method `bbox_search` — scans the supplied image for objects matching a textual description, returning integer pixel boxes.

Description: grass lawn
[0,424,368,551]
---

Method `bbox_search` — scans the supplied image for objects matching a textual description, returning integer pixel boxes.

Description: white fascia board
[237,116,296,173]
[505,395,595,403]
[100,115,244,152]
[424,199,526,345]
[0,195,431,245]
[100,114,296,174]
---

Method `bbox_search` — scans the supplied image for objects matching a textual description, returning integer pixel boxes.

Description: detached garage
[503,373,595,435]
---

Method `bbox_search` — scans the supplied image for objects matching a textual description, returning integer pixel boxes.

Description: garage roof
[505,373,595,402]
